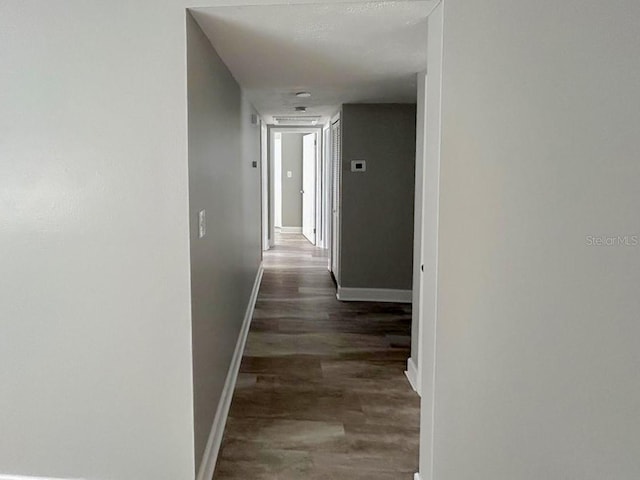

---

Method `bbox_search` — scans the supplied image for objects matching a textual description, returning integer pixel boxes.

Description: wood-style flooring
[213,233,419,480]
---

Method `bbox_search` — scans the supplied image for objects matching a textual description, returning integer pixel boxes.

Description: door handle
[300,190,304,194]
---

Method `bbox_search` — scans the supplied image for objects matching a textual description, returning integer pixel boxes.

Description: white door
[302,133,316,244]
[274,134,282,230]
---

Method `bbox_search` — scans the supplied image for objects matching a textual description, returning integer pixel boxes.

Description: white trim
[336,287,412,303]
[414,473,423,480]
[260,119,270,252]
[279,226,302,234]
[412,70,428,397]
[268,125,324,247]
[273,134,283,232]
[314,130,323,248]
[301,132,318,245]
[196,264,264,480]
[405,357,421,395]
[329,117,341,281]
[268,127,276,248]
[0,476,83,480]
[420,4,444,480]
[321,125,331,252]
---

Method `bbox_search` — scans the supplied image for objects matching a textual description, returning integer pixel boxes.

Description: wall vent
[273,116,321,126]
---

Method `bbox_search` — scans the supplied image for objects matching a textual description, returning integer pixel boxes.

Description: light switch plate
[198,210,206,238]
[287,171,293,178]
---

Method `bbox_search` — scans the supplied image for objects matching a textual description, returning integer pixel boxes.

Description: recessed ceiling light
[295,92,311,98]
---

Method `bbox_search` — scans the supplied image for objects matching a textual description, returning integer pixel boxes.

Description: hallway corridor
[213,233,419,479]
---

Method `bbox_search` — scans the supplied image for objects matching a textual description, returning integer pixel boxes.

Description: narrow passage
[214,233,419,480]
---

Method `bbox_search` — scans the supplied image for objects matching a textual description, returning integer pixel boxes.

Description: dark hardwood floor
[213,233,419,479]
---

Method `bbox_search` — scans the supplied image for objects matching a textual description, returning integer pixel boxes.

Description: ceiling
[191,1,431,124]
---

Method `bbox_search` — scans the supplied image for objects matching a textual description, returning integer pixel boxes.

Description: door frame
[260,120,269,251]
[301,132,317,244]
[416,2,444,480]
[328,113,341,283]
[322,124,332,263]
[266,125,324,248]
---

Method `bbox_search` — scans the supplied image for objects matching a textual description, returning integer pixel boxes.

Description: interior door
[302,133,316,244]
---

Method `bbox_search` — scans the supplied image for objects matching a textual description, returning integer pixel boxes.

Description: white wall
[0,2,196,479]
[423,1,640,479]
[0,1,434,479]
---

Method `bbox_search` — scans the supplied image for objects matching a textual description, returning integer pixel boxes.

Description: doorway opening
[266,126,324,248]
[187,2,441,479]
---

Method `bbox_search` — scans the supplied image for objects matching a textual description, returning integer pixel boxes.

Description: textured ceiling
[191,1,431,123]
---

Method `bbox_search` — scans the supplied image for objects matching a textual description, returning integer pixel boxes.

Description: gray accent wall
[340,104,417,290]
[187,13,262,469]
[280,133,303,228]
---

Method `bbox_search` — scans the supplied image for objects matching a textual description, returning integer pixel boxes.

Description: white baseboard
[405,356,420,396]
[336,287,412,303]
[414,473,422,480]
[0,476,83,480]
[279,226,302,234]
[195,263,264,480]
